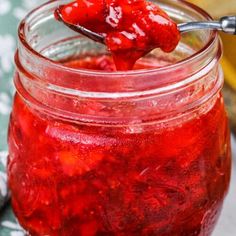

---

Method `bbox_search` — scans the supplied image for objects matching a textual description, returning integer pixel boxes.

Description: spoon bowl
[55,7,236,45]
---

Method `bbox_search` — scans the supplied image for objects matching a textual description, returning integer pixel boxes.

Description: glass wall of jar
[8,0,231,235]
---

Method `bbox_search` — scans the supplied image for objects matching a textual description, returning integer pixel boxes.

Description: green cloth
[0,0,45,234]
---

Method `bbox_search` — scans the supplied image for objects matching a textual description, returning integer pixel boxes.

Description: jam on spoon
[56,0,180,70]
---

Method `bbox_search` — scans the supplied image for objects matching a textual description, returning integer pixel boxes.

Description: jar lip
[18,0,217,76]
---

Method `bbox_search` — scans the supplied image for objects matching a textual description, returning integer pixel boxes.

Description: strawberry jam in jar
[8,0,231,235]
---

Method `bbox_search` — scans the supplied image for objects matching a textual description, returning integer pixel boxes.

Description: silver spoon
[55,8,236,44]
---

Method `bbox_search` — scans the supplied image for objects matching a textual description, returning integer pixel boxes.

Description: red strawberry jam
[8,56,231,236]
[57,0,180,70]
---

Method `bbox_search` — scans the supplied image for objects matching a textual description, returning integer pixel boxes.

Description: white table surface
[213,135,236,235]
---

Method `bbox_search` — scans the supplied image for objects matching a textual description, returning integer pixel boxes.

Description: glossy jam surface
[8,57,231,236]
[58,0,180,70]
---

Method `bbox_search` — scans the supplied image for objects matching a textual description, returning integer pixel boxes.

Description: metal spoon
[55,8,236,44]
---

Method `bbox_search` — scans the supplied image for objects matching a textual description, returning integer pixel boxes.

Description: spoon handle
[178,16,236,34]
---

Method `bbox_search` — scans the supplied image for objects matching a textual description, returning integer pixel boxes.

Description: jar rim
[15,0,223,125]
[18,0,217,76]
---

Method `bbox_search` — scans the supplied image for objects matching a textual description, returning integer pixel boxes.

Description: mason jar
[8,0,231,235]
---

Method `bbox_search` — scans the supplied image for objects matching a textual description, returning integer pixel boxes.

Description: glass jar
[8,0,231,235]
